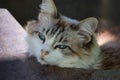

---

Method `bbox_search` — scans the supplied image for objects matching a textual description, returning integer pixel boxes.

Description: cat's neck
[82,34,101,69]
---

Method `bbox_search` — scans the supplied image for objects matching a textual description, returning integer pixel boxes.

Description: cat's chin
[36,57,48,65]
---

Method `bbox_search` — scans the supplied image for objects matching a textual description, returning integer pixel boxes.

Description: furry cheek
[26,34,43,56]
[43,49,64,65]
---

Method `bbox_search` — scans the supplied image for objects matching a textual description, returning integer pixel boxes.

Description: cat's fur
[25,0,101,69]
[97,27,120,69]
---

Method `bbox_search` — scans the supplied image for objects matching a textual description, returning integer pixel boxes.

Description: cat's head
[26,0,100,69]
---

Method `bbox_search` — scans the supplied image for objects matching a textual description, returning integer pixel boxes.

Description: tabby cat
[25,0,101,69]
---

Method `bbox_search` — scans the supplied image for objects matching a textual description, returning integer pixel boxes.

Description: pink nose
[41,50,48,58]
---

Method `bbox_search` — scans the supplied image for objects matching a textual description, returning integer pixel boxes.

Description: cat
[25,0,101,69]
[97,26,120,69]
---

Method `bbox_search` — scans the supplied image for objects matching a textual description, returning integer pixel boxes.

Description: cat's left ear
[79,17,98,35]
[39,0,58,18]
[78,17,98,43]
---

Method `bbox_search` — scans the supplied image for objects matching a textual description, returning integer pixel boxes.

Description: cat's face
[26,0,100,69]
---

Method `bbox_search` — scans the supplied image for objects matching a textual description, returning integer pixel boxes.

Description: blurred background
[0,0,120,28]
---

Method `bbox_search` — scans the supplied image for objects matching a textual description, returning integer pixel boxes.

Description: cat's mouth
[40,57,48,64]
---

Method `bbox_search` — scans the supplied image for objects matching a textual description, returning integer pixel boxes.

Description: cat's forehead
[42,20,65,31]
[41,19,79,33]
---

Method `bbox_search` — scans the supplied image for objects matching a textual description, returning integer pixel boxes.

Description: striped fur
[25,0,101,69]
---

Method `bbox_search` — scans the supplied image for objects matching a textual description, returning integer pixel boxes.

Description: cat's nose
[41,49,49,58]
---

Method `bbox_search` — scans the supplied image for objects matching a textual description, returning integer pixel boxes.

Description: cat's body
[97,27,120,69]
[25,0,119,69]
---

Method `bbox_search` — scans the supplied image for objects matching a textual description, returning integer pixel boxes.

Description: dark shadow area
[0,57,93,80]
[0,0,100,25]
[0,59,30,80]
[0,0,41,25]
[1,0,120,26]
[0,57,120,80]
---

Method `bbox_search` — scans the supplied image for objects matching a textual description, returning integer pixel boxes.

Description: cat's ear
[39,0,58,18]
[79,17,98,35]
[78,17,98,43]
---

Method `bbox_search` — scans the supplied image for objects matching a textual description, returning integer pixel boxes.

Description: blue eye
[39,33,45,42]
[56,45,68,49]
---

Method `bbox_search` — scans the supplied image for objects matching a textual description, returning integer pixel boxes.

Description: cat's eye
[56,45,68,49]
[39,33,45,42]
[34,31,46,42]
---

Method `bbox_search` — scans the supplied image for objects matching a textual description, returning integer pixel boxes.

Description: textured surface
[0,8,120,80]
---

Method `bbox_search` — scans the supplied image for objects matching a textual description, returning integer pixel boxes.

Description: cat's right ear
[79,17,98,35]
[39,0,59,18]
[78,17,98,43]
